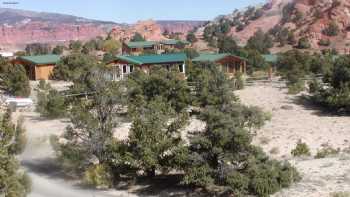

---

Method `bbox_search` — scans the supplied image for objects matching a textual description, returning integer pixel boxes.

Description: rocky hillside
[0,8,203,50]
[0,8,119,49]
[198,0,350,53]
[157,20,207,34]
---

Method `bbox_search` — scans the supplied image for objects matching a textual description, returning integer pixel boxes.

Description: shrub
[323,21,339,36]
[186,32,198,43]
[331,192,350,197]
[291,140,311,157]
[318,38,331,46]
[249,161,300,197]
[297,37,311,49]
[10,116,27,155]
[84,164,113,188]
[20,172,32,193]
[36,81,66,119]
[234,72,245,90]
[0,63,31,97]
[225,171,249,195]
[315,146,340,159]
[182,165,214,187]
[287,80,305,94]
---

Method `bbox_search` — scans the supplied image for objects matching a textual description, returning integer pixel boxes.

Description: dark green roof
[18,55,60,65]
[116,53,187,65]
[125,40,189,49]
[126,41,157,49]
[161,39,190,45]
[192,53,247,62]
[262,54,278,63]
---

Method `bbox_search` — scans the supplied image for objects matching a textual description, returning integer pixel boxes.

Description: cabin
[192,53,248,77]
[122,40,190,55]
[108,53,187,80]
[14,55,60,80]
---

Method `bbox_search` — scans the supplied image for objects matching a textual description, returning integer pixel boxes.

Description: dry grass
[259,136,270,145]
[270,147,280,155]
[330,192,350,197]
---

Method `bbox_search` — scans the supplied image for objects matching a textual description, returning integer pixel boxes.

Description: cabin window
[178,64,184,73]
[166,65,170,71]
[123,65,127,73]
[130,65,134,73]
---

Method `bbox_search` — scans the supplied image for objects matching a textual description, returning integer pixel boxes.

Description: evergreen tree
[0,110,31,197]
[36,81,66,119]
[130,32,145,42]
[52,45,65,55]
[127,66,191,113]
[186,32,198,43]
[126,97,189,177]
[52,53,99,81]
[246,29,273,54]
[56,67,125,174]
[0,63,31,97]
[323,21,339,36]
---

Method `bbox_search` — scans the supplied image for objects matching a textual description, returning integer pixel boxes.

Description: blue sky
[1,0,266,23]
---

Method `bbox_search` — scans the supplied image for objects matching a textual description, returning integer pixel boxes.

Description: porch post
[244,61,247,74]
[182,62,186,75]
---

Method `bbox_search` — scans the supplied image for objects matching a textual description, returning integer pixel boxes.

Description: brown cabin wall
[217,56,247,77]
[35,64,55,80]
[14,59,55,80]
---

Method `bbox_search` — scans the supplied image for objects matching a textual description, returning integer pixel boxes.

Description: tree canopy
[0,110,31,197]
[130,32,145,42]
[0,61,31,97]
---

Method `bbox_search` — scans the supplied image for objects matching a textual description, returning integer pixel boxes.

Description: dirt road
[16,111,136,197]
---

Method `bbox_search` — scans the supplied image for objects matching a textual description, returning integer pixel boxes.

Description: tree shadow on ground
[21,158,73,180]
[111,174,216,197]
[291,95,349,117]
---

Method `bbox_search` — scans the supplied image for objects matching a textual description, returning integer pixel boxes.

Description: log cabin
[192,53,247,77]
[122,40,190,55]
[108,53,248,80]
[108,53,187,80]
[14,54,60,80]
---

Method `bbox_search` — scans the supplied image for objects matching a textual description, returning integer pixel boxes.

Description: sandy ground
[236,81,350,197]
[14,80,350,197]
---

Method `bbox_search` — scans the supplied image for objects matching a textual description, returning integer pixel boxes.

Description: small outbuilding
[14,55,60,80]
[192,53,248,77]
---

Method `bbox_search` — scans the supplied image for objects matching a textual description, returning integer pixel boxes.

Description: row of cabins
[12,40,260,81]
[14,53,248,81]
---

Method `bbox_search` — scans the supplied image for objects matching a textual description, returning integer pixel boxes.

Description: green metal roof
[192,53,247,62]
[125,40,189,49]
[262,54,278,63]
[116,53,187,65]
[18,54,60,65]
[161,39,190,45]
[126,41,157,49]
